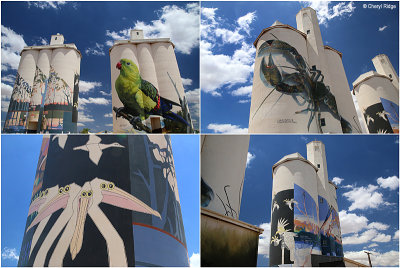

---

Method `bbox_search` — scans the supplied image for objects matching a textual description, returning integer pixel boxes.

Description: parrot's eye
[100,183,107,189]
[126,62,131,66]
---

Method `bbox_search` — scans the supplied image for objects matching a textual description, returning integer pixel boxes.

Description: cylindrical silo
[249,25,321,133]
[18,134,189,267]
[110,43,140,133]
[3,49,39,133]
[201,135,250,219]
[353,72,399,133]
[270,153,320,266]
[137,43,159,88]
[152,42,185,109]
[43,47,80,133]
[324,48,362,133]
[27,49,52,132]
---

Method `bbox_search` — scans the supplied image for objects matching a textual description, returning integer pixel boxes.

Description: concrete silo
[269,141,343,267]
[109,29,192,133]
[249,7,361,134]
[200,135,263,266]
[353,54,399,133]
[3,34,81,133]
[18,134,189,267]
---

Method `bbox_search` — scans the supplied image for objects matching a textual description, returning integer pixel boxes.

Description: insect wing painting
[18,135,188,267]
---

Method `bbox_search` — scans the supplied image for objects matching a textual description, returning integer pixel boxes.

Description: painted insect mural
[253,34,353,133]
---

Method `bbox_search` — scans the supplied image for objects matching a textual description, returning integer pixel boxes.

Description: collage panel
[201,134,399,267]
[201,1,398,134]
[1,134,199,267]
[2,1,200,134]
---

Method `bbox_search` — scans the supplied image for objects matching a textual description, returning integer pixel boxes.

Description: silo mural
[3,34,81,134]
[109,31,192,133]
[270,141,343,267]
[18,135,188,267]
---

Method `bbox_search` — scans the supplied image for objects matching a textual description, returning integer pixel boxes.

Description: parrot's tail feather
[160,96,181,107]
[163,111,190,126]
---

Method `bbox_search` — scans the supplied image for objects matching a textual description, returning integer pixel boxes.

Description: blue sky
[201,1,399,133]
[238,135,399,266]
[1,1,200,132]
[1,134,199,267]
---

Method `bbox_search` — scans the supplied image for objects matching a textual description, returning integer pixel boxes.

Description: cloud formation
[301,1,356,26]
[246,152,255,167]
[377,176,399,190]
[258,222,271,257]
[189,252,200,267]
[1,247,19,261]
[207,123,248,134]
[106,3,199,55]
[185,88,200,130]
[85,43,105,56]
[344,250,399,267]
[332,177,344,185]
[27,1,67,10]
[1,25,27,71]
[342,184,389,211]
[79,81,102,93]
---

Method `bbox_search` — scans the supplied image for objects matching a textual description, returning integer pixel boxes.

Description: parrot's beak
[116,62,122,70]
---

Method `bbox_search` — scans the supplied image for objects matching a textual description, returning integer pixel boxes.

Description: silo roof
[108,38,175,54]
[253,24,307,48]
[21,44,82,58]
[272,152,318,172]
[352,70,393,93]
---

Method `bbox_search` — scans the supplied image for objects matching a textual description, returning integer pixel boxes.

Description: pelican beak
[27,198,46,216]
[26,193,69,233]
[101,187,161,219]
[70,195,90,260]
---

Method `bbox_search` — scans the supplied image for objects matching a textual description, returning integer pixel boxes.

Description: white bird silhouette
[73,135,125,165]
[26,178,161,266]
[52,135,68,149]
[283,198,298,210]
[272,201,279,212]
[376,111,390,121]
[366,115,374,125]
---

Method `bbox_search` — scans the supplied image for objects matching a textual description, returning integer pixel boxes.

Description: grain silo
[353,54,399,133]
[270,141,343,266]
[3,34,81,133]
[249,7,361,134]
[18,134,189,267]
[109,29,192,133]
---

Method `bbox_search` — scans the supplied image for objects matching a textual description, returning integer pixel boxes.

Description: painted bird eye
[126,62,131,66]
[81,191,87,197]
[64,185,70,192]
[87,191,93,197]
[100,183,107,189]
[108,182,115,190]
[59,188,64,194]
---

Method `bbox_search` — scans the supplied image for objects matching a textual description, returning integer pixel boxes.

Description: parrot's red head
[116,62,122,70]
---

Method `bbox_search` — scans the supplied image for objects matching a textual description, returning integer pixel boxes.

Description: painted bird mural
[114,59,189,130]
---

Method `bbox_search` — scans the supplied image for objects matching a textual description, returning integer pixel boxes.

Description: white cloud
[79,97,110,107]
[104,113,113,118]
[351,94,368,133]
[1,25,27,71]
[131,3,199,55]
[185,88,200,129]
[105,123,113,127]
[367,222,389,231]
[238,99,250,104]
[342,184,386,211]
[85,43,105,56]
[202,7,218,21]
[78,111,95,123]
[79,81,102,93]
[1,247,19,261]
[2,74,15,83]
[301,1,356,26]
[377,176,399,190]
[231,85,252,97]
[100,90,111,96]
[237,12,256,34]
[181,78,193,86]
[368,243,378,248]
[189,252,200,267]
[246,152,255,167]
[201,41,255,96]
[344,250,399,267]
[27,1,67,9]
[339,210,369,234]
[332,177,344,185]
[379,25,388,32]
[77,122,85,127]
[1,82,13,112]
[394,230,399,240]
[207,123,248,134]
[258,222,271,257]
[342,229,390,245]
[40,37,48,45]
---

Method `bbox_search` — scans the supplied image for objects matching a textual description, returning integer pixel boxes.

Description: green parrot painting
[114,58,188,130]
